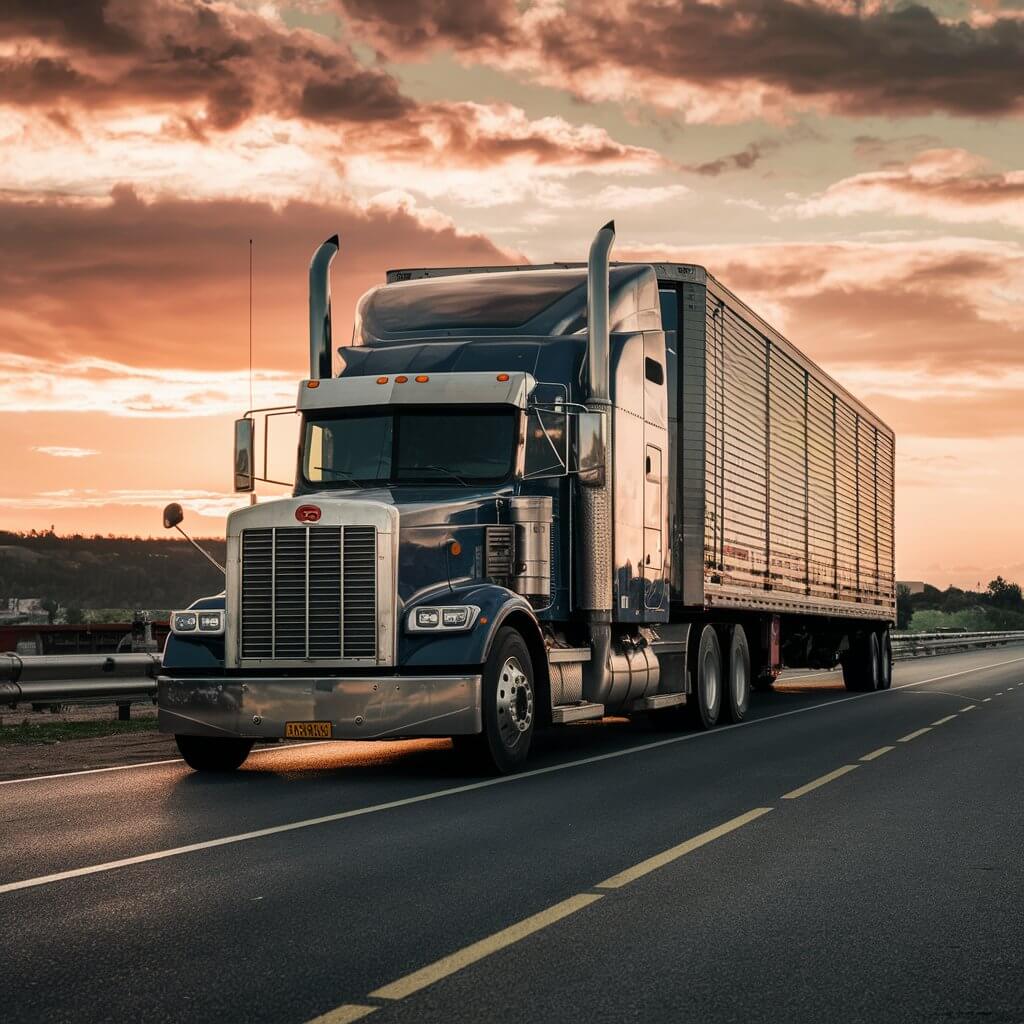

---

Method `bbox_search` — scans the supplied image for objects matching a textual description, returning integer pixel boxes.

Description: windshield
[303,407,518,488]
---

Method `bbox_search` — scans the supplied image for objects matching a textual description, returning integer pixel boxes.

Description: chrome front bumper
[158,674,482,740]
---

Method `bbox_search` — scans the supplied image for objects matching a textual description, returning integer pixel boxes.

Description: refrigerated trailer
[159,223,895,773]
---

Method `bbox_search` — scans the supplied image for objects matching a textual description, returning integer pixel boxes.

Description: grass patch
[0,717,159,746]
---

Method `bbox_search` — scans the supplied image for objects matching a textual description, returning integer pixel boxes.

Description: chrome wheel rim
[733,654,747,709]
[703,650,719,711]
[496,656,533,748]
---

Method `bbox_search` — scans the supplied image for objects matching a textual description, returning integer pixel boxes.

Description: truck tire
[878,628,893,690]
[721,625,751,723]
[687,625,722,729]
[842,631,881,693]
[455,627,535,774]
[175,734,253,772]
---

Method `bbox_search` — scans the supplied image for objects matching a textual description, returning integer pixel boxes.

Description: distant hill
[0,531,226,611]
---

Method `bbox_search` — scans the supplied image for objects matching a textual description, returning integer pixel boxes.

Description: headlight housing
[171,609,225,636]
[406,604,480,633]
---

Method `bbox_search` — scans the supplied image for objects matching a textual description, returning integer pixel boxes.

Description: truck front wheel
[175,734,254,772]
[455,627,535,774]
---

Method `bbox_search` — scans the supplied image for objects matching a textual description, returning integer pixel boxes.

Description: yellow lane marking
[781,765,858,800]
[307,1006,378,1024]
[860,746,894,762]
[960,705,977,712]
[931,715,957,726]
[899,727,932,742]
[595,808,773,890]
[369,893,603,1001]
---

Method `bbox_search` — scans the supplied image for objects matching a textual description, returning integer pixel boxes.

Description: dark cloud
[337,0,1024,119]
[0,186,511,371]
[0,0,414,130]
[687,141,775,176]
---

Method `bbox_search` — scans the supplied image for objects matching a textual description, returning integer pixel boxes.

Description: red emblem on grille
[295,504,322,523]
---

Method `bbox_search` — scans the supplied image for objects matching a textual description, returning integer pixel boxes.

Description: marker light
[395,375,408,383]
[306,380,320,388]
[415,375,430,383]
[496,373,510,382]
[449,540,462,556]
[406,604,481,633]
[376,376,389,384]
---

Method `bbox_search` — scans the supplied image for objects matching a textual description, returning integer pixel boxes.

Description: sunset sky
[1,0,1023,588]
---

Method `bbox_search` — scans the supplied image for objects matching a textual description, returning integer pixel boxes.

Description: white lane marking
[931,715,957,726]
[0,741,336,787]
[4,654,1024,896]
[982,698,992,702]
[960,706,977,712]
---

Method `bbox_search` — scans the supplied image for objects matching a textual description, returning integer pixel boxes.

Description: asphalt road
[1,647,1022,1024]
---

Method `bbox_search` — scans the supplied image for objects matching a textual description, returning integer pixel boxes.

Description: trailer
[159,223,895,774]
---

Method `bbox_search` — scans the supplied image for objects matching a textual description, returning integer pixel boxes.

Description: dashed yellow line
[931,715,957,726]
[782,765,859,800]
[595,808,773,889]
[898,727,932,742]
[861,746,894,762]
[307,1005,377,1024]
[370,893,603,1000]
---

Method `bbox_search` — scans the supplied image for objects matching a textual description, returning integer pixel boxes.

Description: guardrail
[0,652,160,719]
[891,630,1024,659]
[2,631,1023,716]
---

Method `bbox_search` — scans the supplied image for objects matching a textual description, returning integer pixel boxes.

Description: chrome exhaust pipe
[581,221,616,705]
[309,234,339,379]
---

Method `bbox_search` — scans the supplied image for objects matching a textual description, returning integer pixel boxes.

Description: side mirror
[576,411,606,488]
[523,405,569,480]
[234,418,255,493]
[162,502,184,529]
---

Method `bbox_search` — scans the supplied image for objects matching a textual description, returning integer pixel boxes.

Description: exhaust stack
[580,220,615,615]
[309,234,339,379]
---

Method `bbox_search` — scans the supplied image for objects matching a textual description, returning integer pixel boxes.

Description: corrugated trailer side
[671,270,895,622]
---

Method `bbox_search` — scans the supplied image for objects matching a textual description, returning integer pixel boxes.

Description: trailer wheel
[175,735,253,772]
[878,629,893,690]
[454,627,535,774]
[842,631,881,693]
[721,625,751,723]
[687,625,722,729]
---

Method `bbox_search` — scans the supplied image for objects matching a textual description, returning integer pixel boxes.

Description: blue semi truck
[159,223,896,773]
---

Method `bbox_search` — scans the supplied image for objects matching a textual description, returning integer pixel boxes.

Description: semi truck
[159,222,896,773]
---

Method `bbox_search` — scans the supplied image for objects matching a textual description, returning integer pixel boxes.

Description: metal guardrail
[2,631,1023,714]
[0,652,160,717]
[891,630,1024,659]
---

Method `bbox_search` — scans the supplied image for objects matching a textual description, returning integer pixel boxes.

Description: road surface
[2,647,1022,1024]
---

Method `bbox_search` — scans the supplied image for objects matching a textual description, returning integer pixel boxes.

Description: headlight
[407,604,480,633]
[171,609,224,636]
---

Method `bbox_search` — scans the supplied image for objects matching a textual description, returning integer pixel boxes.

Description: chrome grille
[343,527,377,658]
[240,526,376,661]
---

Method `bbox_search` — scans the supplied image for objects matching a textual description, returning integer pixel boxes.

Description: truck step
[551,701,605,724]
[628,691,686,711]
[547,647,592,664]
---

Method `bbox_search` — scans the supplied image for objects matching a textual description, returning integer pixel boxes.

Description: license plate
[285,721,333,739]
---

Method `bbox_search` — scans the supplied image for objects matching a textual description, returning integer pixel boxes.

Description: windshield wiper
[312,466,363,489]
[412,464,470,487]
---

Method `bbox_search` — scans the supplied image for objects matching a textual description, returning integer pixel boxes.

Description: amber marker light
[376,376,389,384]
[415,375,430,383]
[496,373,510,382]
[306,380,320,388]
[479,616,489,625]
[449,540,462,556]
[395,375,408,383]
